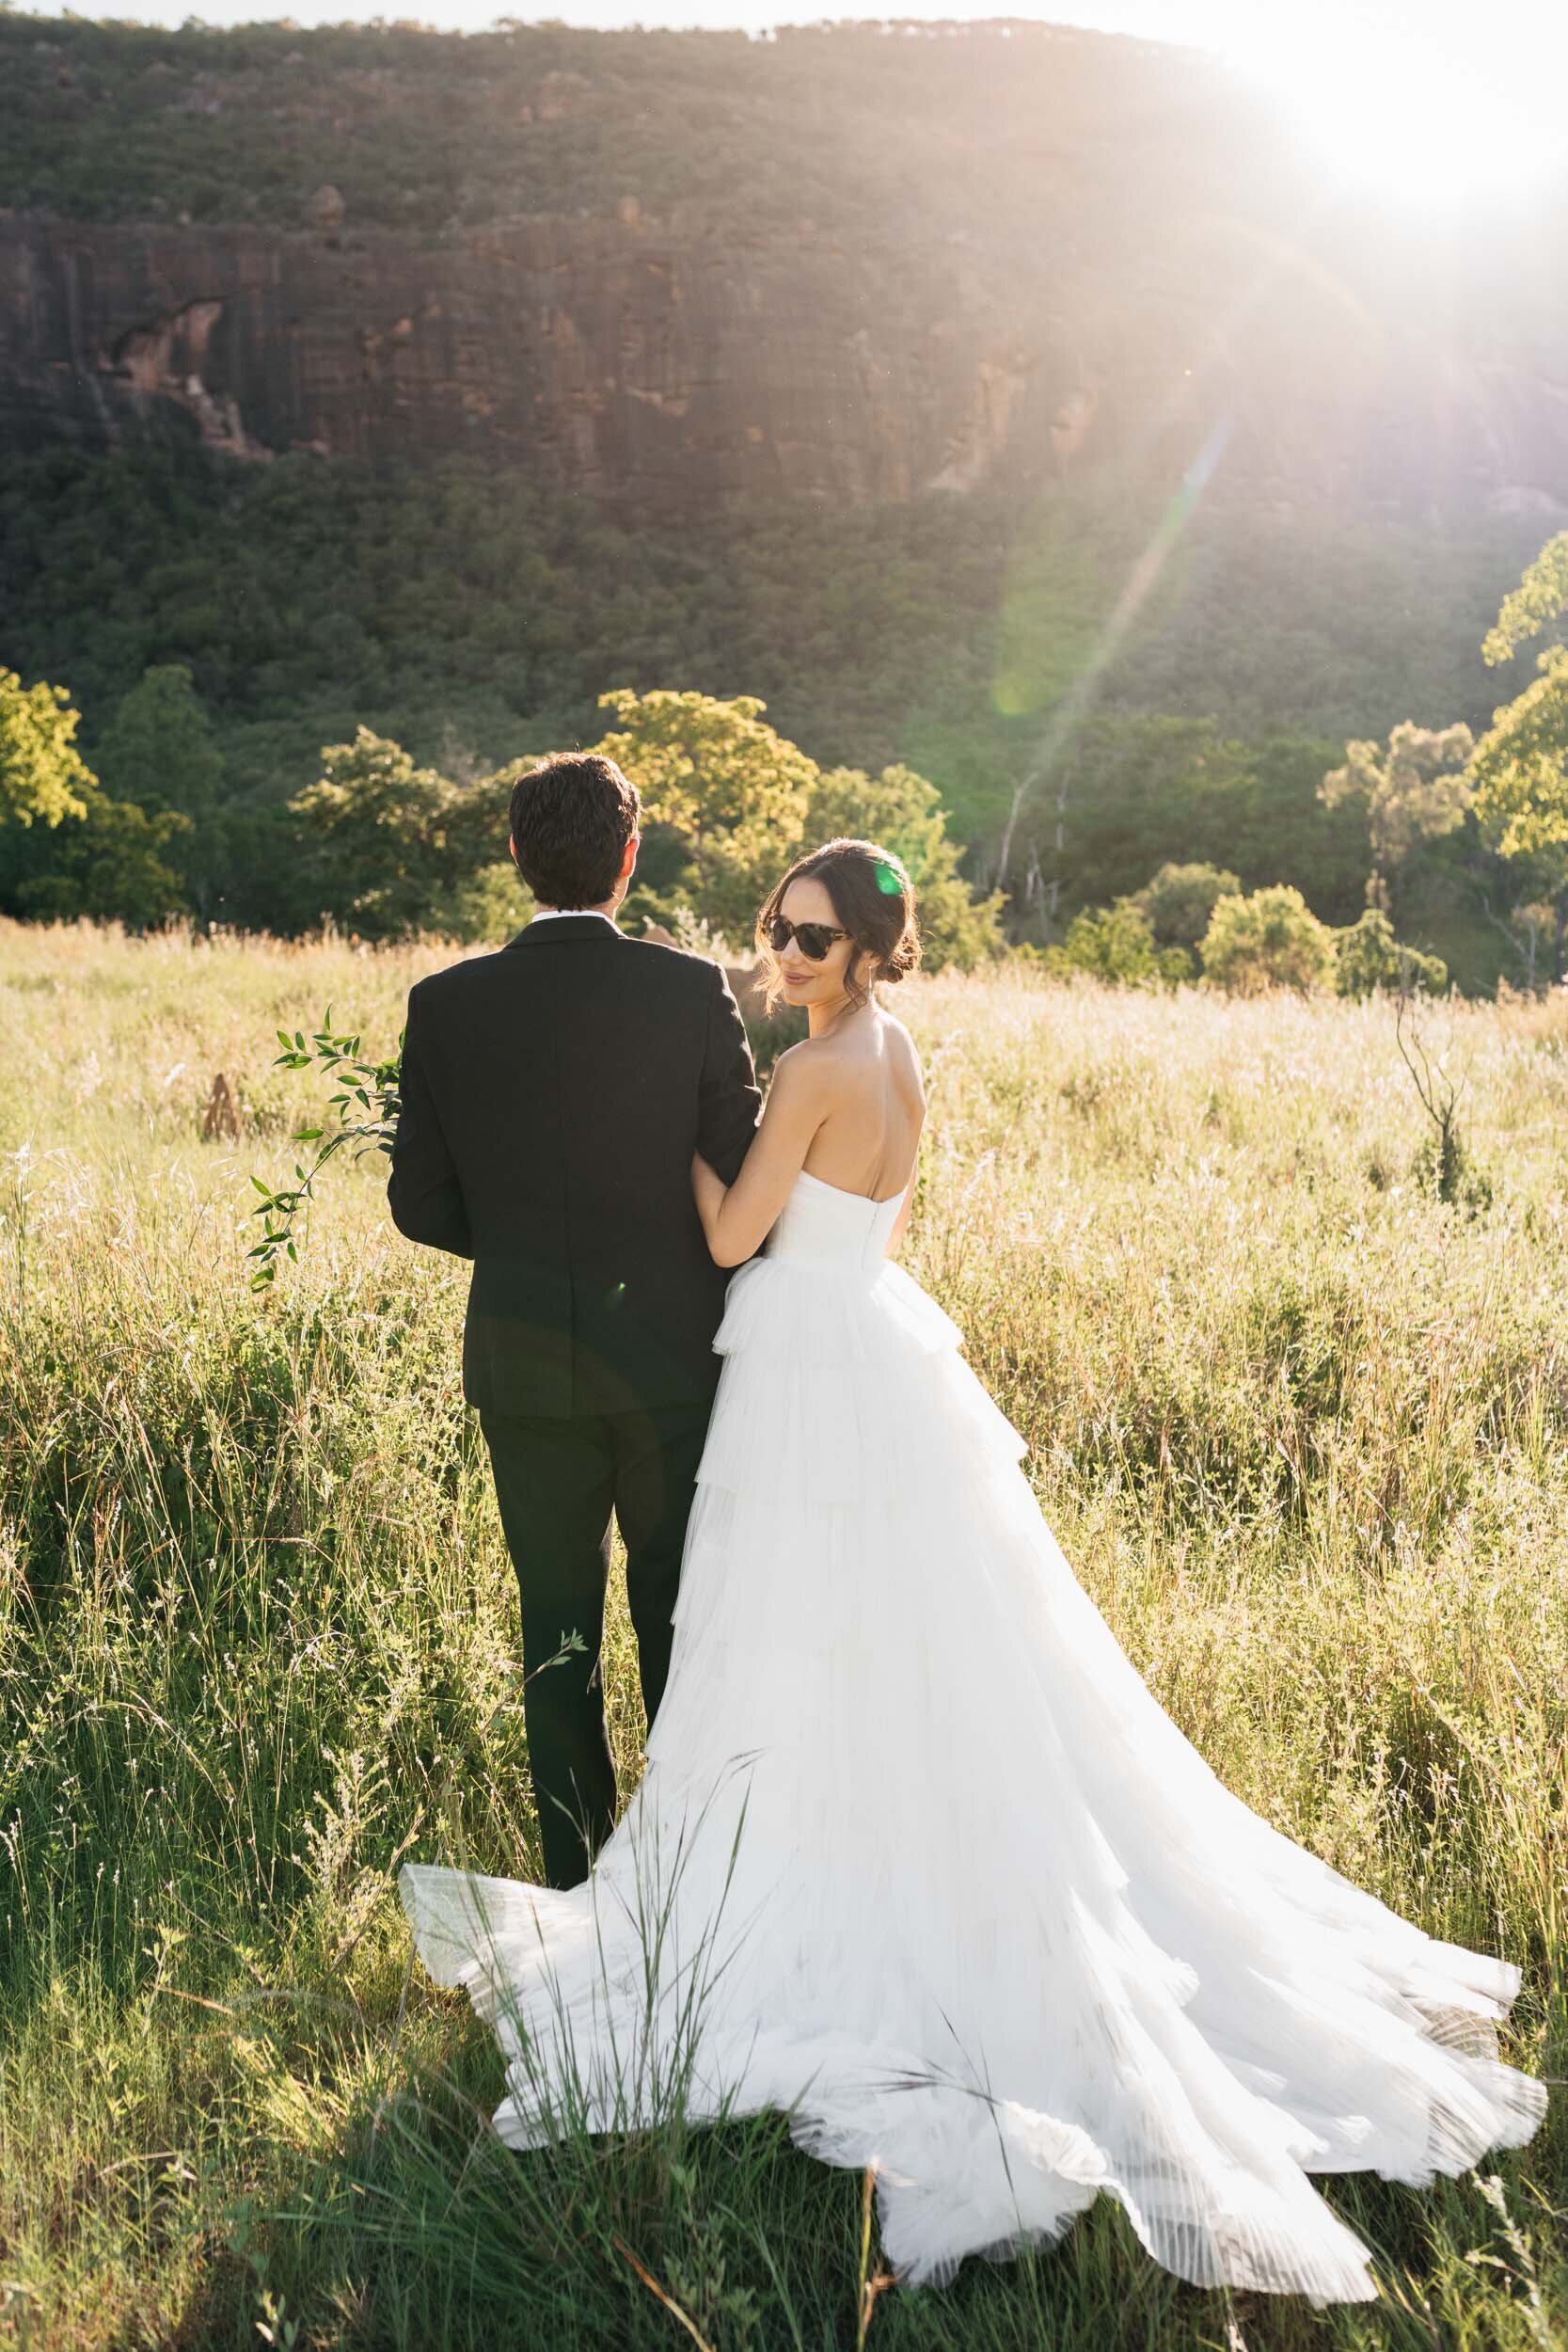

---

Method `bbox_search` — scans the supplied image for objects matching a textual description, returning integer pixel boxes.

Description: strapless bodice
[765,1167,904,1279]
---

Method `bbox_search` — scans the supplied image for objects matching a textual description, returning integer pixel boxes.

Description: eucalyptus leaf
[244,1000,402,1284]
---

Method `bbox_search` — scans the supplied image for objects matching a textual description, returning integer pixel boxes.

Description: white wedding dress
[400,1168,1546,2304]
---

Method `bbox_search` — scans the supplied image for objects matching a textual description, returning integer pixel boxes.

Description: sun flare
[1210,3,1565,215]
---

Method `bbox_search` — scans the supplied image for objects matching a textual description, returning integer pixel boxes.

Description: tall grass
[0,915,1563,2350]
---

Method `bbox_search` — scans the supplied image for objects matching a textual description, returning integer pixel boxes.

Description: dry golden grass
[0,917,1563,2351]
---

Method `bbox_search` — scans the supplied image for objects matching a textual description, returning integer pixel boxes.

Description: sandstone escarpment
[7,196,1568,529]
[2,16,1566,526]
[1,207,1105,519]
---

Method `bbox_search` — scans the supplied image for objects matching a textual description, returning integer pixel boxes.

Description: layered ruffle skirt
[402,1222,1546,2303]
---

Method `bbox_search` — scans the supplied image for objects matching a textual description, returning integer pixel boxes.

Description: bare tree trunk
[1470,882,1538,987]
[1049,769,1070,925]
[992,773,1031,897]
[1555,880,1568,985]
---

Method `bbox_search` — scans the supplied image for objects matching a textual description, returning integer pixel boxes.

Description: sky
[34,0,1231,22]
[2,0,1558,50]
[11,0,1567,211]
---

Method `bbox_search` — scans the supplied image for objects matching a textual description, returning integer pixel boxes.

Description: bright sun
[1206,1,1565,215]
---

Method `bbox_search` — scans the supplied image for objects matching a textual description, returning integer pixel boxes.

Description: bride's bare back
[692,1005,926,1266]
[795,1006,925,1205]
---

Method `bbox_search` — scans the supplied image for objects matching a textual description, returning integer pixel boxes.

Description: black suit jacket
[387,915,762,1417]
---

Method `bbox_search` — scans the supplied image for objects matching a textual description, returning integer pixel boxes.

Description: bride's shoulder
[879,1011,926,1090]
[772,1034,853,1098]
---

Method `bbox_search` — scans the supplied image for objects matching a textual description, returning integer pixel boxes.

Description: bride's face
[771,876,867,1009]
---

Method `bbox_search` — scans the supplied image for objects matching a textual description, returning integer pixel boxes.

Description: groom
[387,753,761,1887]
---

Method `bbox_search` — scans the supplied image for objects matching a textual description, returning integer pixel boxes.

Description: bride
[400,838,1546,2304]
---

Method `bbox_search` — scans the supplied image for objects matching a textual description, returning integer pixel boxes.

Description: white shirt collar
[529,906,619,927]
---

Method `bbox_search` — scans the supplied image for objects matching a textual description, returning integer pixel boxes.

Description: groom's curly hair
[509,754,641,908]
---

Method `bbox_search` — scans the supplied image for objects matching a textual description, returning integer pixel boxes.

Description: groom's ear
[620,832,640,882]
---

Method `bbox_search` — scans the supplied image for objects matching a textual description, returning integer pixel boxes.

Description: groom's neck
[538,896,622,921]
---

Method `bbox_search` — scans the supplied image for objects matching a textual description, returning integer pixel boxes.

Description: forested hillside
[0,14,1388,241]
[3,11,1566,986]
[4,439,1554,980]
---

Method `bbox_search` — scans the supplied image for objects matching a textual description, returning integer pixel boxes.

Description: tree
[287,728,515,940]
[1037,901,1188,988]
[97,663,223,818]
[0,671,94,830]
[590,690,815,944]
[1318,722,1475,914]
[0,669,190,924]
[801,761,1004,972]
[1009,714,1257,932]
[0,787,192,927]
[1469,532,1568,982]
[426,860,537,944]
[1129,861,1241,950]
[1199,885,1337,995]
[590,691,1002,966]
[1482,532,1568,669]
[96,662,227,917]
[1333,909,1447,999]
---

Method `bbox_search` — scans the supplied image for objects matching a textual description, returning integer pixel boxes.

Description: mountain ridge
[4,12,1565,525]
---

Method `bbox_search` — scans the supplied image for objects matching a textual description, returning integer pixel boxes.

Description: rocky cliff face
[4,183,1566,527]
[5,13,1567,526]
[2,207,1105,518]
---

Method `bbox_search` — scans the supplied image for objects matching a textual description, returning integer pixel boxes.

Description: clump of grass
[1395,989,1495,1214]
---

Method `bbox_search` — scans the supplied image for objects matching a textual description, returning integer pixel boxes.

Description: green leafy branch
[245,1008,401,1289]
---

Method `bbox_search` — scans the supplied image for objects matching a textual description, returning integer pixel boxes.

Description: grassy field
[0,914,1563,2352]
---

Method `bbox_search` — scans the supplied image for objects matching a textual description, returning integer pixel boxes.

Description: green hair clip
[874,856,904,896]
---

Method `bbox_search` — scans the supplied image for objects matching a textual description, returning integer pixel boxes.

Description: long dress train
[400,1168,1547,2303]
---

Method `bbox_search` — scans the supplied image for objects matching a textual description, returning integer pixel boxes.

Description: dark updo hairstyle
[756,837,921,1012]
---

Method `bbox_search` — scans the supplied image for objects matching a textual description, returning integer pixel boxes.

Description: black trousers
[479,1397,712,1889]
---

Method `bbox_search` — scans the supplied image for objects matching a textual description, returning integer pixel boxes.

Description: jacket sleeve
[696,962,762,1186]
[387,983,474,1259]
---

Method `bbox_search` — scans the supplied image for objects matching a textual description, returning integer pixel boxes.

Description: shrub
[1334,907,1448,999]
[1037,901,1192,987]
[1199,884,1337,995]
[1130,861,1242,950]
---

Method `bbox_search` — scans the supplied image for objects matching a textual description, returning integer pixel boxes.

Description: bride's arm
[692,1046,834,1268]
[885,1158,919,1258]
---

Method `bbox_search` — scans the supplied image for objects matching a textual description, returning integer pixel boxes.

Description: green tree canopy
[0,786,192,927]
[1036,901,1188,989]
[287,728,516,940]
[591,690,816,945]
[97,663,223,818]
[801,761,1004,972]
[1129,860,1241,950]
[1469,660,1568,862]
[592,691,1001,967]
[1200,885,1337,996]
[96,662,227,917]
[1333,908,1447,999]
[1470,531,1568,982]
[1319,721,1475,908]
[1482,532,1568,665]
[0,670,94,830]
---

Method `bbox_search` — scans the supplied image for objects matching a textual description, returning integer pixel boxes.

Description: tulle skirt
[401,1247,1547,2304]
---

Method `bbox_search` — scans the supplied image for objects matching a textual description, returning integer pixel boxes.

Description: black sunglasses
[765,914,849,962]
